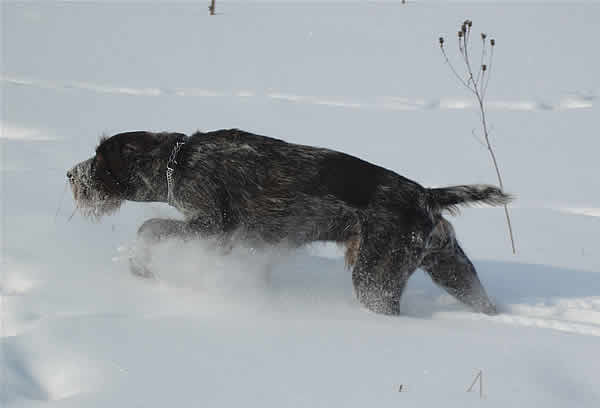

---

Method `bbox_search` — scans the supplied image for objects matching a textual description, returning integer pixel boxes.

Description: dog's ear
[94,131,159,195]
[95,150,106,166]
[93,149,124,195]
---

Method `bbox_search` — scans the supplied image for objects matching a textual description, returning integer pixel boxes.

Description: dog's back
[185,129,424,208]
[178,129,429,244]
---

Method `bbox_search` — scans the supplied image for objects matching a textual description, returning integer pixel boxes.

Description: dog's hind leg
[420,218,497,315]
[351,226,427,316]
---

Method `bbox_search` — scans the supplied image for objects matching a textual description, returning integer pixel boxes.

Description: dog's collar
[166,137,187,205]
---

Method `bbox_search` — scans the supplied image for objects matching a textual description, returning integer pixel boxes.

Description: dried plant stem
[475,85,517,254]
[467,369,483,398]
[439,21,516,254]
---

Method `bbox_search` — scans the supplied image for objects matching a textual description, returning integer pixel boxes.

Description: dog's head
[67,131,181,219]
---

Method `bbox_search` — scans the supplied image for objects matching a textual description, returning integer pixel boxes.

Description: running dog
[67,129,511,315]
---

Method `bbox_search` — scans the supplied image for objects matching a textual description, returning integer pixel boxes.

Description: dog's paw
[481,303,498,316]
[128,256,157,279]
[472,298,498,316]
[114,242,157,280]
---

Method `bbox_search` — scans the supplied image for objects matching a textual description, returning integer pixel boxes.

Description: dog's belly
[232,192,361,247]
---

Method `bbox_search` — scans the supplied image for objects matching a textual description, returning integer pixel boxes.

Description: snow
[2,1,600,406]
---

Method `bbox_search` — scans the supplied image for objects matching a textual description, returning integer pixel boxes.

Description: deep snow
[2,1,600,407]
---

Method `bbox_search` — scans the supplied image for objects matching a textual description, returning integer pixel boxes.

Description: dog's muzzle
[67,157,123,219]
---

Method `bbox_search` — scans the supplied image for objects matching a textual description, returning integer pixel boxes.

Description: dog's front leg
[129,218,210,278]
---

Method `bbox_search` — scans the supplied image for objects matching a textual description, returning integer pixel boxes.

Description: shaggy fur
[67,129,511,315]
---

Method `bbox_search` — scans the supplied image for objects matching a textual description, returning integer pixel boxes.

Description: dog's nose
[67,170,73,180]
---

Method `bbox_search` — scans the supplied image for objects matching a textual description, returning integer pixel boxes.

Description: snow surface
[2,1,600,406]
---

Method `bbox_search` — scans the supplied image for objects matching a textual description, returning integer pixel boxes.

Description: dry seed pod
[439,37,444,45]
[481,33,487,40]
[491,39,496,46]
[482,64,487,71]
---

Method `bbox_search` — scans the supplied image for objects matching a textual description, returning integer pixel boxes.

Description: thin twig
[54,181,68,223]
[482,44,494,100]
[475,37,486,86]
[68,207,78,222]
[462,29,477,90]
[467,370,481,392]
[440,45,475,94]
[474,82,516,254]
[471,128,487,149]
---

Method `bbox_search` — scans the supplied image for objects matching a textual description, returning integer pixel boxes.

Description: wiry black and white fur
[67,129,512,315]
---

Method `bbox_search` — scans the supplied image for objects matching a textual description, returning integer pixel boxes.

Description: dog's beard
[68,157,124,220]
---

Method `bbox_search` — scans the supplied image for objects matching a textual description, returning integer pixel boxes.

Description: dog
[67,129,511,315]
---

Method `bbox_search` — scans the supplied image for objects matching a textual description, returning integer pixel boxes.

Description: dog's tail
[426,184,512,215]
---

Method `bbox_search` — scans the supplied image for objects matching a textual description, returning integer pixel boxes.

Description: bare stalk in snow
[439,20,516,254]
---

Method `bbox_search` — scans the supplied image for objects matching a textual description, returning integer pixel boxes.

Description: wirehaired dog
[67,129,511,315]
